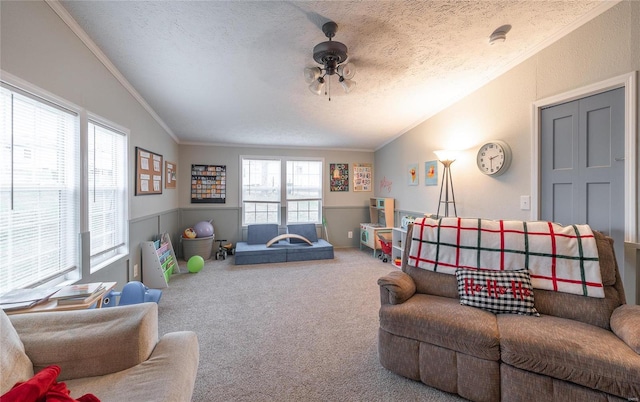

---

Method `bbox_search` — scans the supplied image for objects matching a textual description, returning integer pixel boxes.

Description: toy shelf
[142,233,178,289]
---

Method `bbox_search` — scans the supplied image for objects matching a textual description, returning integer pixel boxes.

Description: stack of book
[0,287,60,311]
[50,282,105,306]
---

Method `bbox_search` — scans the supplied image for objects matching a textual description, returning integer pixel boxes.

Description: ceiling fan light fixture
[339,76,356,93]
[309,77,326,95]
[337,63,356,80]
[304,67,322,83]
[305,21,356,99]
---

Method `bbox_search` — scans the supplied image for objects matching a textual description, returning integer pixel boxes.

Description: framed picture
[135,147,163,195]
[165,161,177,189]
[191,164,226,203]
[330,163,349,191]
[425,160,438,186]
[353,163,372,192]
[408,163,419,186]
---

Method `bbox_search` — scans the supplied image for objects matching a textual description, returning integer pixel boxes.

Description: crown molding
[45,0,179,144]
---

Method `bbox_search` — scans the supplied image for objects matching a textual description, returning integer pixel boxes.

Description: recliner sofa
[378,220,640,401]
[2,303,199,402]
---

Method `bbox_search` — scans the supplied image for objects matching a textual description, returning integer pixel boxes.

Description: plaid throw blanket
[408,217,604,298]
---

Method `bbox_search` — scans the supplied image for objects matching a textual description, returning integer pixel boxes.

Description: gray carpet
[158,248,467,402]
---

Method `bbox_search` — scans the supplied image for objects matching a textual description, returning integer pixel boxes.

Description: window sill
[91,252,128,274]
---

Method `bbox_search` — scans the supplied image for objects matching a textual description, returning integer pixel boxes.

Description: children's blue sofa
[234,223,334,265]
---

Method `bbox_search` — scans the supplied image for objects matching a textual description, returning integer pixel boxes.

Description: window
[88,120,128,269]
[0,84,80,293]
[242,158,281,224]
[286,160,322,223]
[241,157,323,225]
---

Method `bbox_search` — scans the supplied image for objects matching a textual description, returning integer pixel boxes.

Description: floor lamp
[434,150,457,217]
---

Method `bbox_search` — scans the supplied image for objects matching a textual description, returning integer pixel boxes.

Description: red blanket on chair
[1,365,99,402]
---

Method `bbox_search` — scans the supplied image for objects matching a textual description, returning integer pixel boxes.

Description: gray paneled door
[540,87,625,265]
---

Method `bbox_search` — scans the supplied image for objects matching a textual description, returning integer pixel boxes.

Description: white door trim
[531,71,638,243]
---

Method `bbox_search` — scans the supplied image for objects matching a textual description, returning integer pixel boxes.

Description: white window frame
[240,156,324,226]
[1,74,82,293]
[286,159,323,224]
[86,115,129,272]
[0,71,130,293]
[241,157,282,225]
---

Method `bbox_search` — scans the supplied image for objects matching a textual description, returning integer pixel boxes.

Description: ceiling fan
[304,21,356,100]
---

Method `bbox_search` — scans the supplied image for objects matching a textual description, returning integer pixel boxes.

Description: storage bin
[181,235,214,261]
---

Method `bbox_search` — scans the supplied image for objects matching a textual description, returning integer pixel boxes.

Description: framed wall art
[353,163,372,192]
[135,147,163,195]
[408,163,418,186]
[165,161,177,189]
[425,160,438,186]
[330,163,349,192]
[191,164,226,203]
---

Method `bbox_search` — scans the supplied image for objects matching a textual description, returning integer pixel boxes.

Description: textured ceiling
[59,1,609,150]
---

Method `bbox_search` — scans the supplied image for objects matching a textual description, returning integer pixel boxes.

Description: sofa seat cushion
[379,294,500,361]
[234,242,287,265]
[0,309,34,394]
[286,224,318,243]
[246,224,279,245]
[498,314,640,399]
[286,239,333,261]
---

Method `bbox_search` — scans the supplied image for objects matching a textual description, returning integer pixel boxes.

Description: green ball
[187,255,205,273]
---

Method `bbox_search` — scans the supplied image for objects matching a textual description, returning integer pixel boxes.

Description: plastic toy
[101,281,162,307]
[183,228,196,239]
[193,220,214,238]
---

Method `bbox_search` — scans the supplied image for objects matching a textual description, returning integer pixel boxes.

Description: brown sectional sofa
[378,227,640,401]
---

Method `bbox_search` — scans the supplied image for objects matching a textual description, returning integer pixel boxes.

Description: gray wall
[374,1,640,303]
[1,1,181,289]
[178,144,375,248]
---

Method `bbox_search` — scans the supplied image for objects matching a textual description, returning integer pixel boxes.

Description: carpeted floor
[158,248,467,402]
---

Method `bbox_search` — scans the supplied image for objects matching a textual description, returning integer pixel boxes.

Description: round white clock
[476,140,512,176]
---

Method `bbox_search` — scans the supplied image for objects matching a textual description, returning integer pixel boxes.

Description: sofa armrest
[377,271,416,305]
[9,303,159,380]
[611,304,640,354]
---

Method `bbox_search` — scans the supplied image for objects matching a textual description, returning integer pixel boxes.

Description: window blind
[88,121,127,267]
[0,86,80,293]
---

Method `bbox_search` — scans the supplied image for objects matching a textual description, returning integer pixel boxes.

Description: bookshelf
[142,233,178,288]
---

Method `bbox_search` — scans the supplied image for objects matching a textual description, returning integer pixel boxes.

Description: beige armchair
[1,303,198,402]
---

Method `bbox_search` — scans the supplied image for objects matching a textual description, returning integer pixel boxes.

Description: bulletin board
[191,164,226,203]
[135,147,163,195]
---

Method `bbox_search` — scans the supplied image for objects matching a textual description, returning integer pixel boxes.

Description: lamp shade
[339,77,356,93]
[434,149,459,163]
[309,78,325,95]
[304,67,322,84]
[337,62,356,79]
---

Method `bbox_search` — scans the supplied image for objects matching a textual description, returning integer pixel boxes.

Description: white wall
[375,1,640,302]
[0,0,179,219]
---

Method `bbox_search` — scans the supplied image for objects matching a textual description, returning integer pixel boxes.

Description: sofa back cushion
[403,227,625,330]
[0,309,34,394]
[287,224,318,243]
[247,224,278,245]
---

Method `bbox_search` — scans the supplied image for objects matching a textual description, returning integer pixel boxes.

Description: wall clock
[476,140,512,176]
